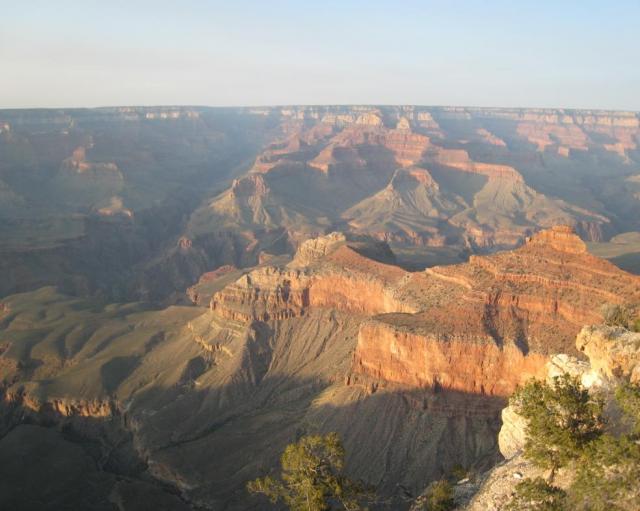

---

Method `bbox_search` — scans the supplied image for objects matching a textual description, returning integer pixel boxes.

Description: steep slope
[0,286,500,510]
[343,167,464,245]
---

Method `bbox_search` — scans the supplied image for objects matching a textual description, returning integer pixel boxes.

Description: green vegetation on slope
[247,432,373,511]
[508,375,640,510]
[510,374,606,478]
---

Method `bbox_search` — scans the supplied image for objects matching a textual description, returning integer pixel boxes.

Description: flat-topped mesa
[208,263,406,323]
[396,116,411,131]
[355,112,384,127]
[308,143,365,173]
[524,224,587,254]
[412,111,444,136]
[210,266,312,322]
[427,225,640,349]
[382,130,431,167]
[516,122,589,152]
[347,224,640,395]
[249,118,339,173]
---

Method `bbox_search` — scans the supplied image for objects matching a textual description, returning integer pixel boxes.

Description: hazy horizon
[2,0,639,110]
[2,103,639,114]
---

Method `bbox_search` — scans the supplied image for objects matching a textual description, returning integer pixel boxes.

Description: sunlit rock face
[353,320,548,396]
[576,325,640,384]
[212,227,640,401]
[495,325,640,464]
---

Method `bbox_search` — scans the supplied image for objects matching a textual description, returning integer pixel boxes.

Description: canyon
[1,105,640,510]
[1,225,639,509]
[1,106,639,304]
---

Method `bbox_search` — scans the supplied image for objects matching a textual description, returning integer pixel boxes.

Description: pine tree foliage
[506,477,567,511]
[247,432,372,511]
[510,374,606,475]
[508,377,640,511]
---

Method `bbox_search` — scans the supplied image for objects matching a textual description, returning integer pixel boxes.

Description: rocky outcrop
[210,236,412,322]
[524,224,587,253]
[496,325,640,462]
[3,388,116,418]
[211,227,640,402]
[290,232,347,266]
[468,323,640,510]
[576,325,640,383]
[497,405,529,460]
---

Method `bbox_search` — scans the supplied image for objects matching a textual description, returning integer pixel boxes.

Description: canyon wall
[353,320,547,396]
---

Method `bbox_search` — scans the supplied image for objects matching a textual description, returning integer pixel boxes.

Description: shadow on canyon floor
[0,374,508,510]
[0,399,194,511]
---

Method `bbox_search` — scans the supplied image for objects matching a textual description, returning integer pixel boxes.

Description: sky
[1,0,639,110]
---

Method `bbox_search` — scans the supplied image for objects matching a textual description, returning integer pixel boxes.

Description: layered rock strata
[211,227,640,398]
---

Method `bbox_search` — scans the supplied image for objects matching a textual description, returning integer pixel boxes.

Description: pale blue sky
[1,0,638,109]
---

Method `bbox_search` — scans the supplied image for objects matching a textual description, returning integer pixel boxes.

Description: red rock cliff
[210,227,640,396]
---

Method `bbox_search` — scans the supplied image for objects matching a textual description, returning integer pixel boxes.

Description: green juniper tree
[247,432,372,511]
[569,382,640,510]
[506,477,567,511]
[615,382,640,434]
[508,376,640,510]
[510,373,606,480]
[570,433,640,511]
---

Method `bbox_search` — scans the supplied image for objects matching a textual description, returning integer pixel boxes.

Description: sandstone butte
[210,226,640,399]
